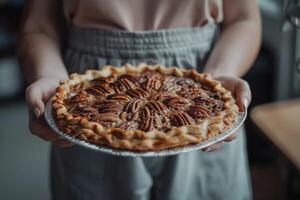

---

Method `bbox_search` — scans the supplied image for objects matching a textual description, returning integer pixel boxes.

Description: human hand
[202,76,251,152]
[25,77,73,147]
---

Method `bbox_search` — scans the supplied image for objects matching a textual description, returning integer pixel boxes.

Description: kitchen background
[0,0,299,199]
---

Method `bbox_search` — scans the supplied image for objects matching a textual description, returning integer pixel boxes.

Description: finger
[224,133,237,142]
[202,142,224,152]
[29,119,60,141]
[224,127,242,142]
[235,80,251,112]
[25,85,45,118]
[53,139,73,148]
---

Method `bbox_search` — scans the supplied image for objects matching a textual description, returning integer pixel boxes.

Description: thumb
[235,80,251,112]
[25,84,45,118]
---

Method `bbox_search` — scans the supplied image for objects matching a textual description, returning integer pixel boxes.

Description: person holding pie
[18,0,261,199]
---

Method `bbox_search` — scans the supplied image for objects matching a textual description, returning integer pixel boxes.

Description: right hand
[25,77,73,147]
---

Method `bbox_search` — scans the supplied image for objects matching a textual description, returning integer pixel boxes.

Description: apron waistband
[67,23,217,58]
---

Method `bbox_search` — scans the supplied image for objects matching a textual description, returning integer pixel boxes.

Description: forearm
[204,19,261,77]
[17,32,68,83]
[17,0,67,83]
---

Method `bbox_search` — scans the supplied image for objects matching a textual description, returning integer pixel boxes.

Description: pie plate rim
[45,99,247,157]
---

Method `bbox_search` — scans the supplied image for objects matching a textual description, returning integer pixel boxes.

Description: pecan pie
[52,64,239,151]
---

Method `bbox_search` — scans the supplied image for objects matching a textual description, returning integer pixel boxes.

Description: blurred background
[0,0,300,199]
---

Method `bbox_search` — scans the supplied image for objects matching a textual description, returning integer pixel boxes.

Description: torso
[63,0,223,31]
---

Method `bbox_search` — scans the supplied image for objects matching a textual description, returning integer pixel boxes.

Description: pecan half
[93,113,120,127]
[86,84,113,96]
[145,101,169,115]
[118,121,139,131]
[110,81,127,93]
[65,91,90,104]
[140,106,155,119]
[159,84,181,93]
[177,87,205,99]
[151,91,177,101]
[126,88,149,99]
[193,96,214,106]
[98,100,122,114]
[170,111,194,127]
[139,117,156,131]
[143,76,162,91]
[73,104,97,115]
[159,78,181,92]
[106,93,132,101]
[123,99,144,113]
[118,74,139,85]
[193,96,224,112]
[110,74,138,93]
[163,96,190,110]
[188,105,212,119]
[119,78,136,90]
[92,76,115,85]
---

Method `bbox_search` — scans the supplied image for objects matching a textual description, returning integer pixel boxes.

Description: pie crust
[52,63,239,151]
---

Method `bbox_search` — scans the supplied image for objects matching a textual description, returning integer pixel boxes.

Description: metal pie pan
[45,100,247,157]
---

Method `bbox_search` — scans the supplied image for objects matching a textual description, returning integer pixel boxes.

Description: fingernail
[243,98,249,110]
[33,107,41,118]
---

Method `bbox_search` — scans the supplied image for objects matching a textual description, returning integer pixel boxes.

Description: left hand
[202,76,251,152]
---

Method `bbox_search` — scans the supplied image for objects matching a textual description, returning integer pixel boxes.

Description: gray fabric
[51,23,252,200]
[64,24,217,74]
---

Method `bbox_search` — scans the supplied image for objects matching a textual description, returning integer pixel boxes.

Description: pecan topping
[126,88,149,98]
[140,117,156,131]
[118,78,136,90]
[86,84,113,96]
[123,99,144,113]
[151,91,177,101]
[188,105,212,119]
[177,87,205,99]
[110,81,127,93]
[143,76,161,90]
[64,70,227,131]
[163,96,190,110]
[118,74,139,85]
[93,113,120,126]
[193,95,214,105]
[74,104,97,114]
[98,100,122,114]
[170,111,194,127]
[65,91,90,104]
[111,74,138,93]
[106,93,132,101]
[159,76,181,91]
[159,83,180,92]
[118,121,139,131]
[140,106,155,119]
[145,101,168,115]
[193,96,224,112]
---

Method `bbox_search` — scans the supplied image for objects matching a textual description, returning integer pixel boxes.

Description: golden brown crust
[52,63,239,151]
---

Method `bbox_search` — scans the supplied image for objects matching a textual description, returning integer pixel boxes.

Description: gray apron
[51,23,252,200]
